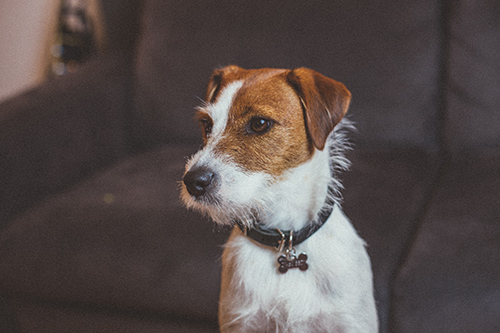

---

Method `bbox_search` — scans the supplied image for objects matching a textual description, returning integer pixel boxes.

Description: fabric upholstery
[342,149,439,332]
[446,0,500,152]
[392,154,500,332]
[133,0,442,149]
[0,143,439,331]
[0,145,226,326]
[100,0,143,52]
[0,54,132,225]
[11,300,218,333]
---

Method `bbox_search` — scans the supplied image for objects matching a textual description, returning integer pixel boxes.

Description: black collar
[236,184,336,250]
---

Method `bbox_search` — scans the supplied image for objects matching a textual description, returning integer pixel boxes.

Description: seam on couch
[387,1,454,332]
[121,51,143,155]
[435,0,453,162]
[387,156,450,333]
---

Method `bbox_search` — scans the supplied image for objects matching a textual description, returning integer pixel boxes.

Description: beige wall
[0,0,54,103]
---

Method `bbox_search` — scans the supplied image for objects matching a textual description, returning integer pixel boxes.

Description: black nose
[183,167,216,198]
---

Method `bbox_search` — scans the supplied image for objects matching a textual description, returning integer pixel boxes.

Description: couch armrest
[0,53,133,224]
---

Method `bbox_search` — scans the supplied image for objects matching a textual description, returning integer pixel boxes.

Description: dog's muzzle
[183,166,217,198]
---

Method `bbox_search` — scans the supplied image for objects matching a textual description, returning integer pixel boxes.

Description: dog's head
[181,66,351,228]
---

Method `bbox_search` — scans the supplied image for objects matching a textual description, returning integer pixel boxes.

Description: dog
[181,65,378,332]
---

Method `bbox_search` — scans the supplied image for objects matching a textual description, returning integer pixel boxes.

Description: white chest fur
[219,206,378,333]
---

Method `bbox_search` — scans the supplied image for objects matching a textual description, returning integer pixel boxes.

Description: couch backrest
[132,0,446,151]
[445,1,500,154]
[100,0,143,52]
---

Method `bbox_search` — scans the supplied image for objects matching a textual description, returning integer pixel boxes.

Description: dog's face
[181,66,350,228]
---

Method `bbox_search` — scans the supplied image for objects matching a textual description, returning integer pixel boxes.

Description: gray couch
[1,1,499,332]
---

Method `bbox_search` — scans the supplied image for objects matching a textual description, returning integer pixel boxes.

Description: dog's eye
[199,118,213,137]
[248,117,274,134]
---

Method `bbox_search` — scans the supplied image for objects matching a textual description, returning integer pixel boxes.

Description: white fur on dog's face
[181,81,265,226]
[181,67,350,230]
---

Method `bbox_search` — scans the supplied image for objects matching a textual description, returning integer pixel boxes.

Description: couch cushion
[0,145,439,332]
[446,1,500,152]
[133,0,442,150]
[342,148,439,332]
[0,54,133,224]
[0,144,228,326]
[100,0,143,52]
[392,154,500,332]
[11,299,217,333]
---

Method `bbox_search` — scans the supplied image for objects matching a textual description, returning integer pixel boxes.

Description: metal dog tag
[277,249,308,273]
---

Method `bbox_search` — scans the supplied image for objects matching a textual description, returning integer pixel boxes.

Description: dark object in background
[50,0,97,76]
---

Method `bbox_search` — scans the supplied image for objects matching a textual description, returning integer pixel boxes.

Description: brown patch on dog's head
[200,66,351,177]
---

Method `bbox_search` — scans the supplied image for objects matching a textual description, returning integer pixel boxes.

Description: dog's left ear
[287,68,351,151]
[206,65,244,103]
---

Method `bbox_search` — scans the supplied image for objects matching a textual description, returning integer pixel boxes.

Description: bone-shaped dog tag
[277,250,308,273]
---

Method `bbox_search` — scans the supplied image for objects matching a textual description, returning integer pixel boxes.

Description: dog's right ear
[286,68,351,151]
[206,65,244,103]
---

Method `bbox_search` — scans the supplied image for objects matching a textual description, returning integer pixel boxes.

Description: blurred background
[0,1,499,332]
[0,0,104,103]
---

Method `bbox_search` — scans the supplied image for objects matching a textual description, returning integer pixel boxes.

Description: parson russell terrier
[181,66,378,332]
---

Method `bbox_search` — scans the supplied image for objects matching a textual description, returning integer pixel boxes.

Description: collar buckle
[276,229,295,253]
[276,228,286,252]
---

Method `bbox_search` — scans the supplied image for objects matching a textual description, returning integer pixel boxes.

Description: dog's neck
[236,172,336,251]
[236,142,335,237]
[260,145,332,230]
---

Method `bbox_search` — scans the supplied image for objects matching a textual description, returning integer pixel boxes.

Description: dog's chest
[219,208,373,332]
[221,237,335,331]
